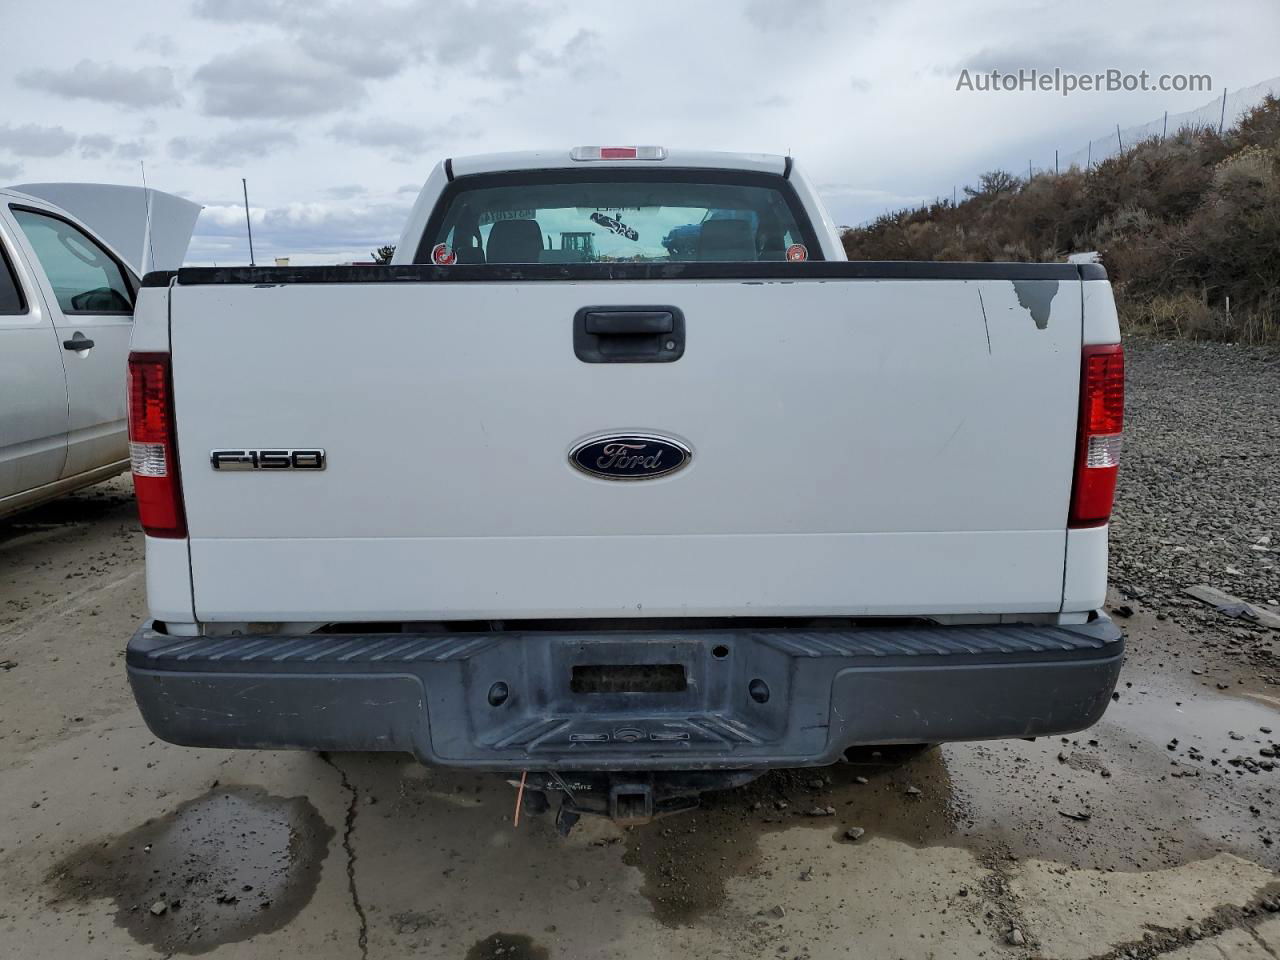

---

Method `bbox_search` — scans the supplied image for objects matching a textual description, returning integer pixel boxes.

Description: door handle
[583,311,673,335]
[574,306,685,363]
[63,336,95,351]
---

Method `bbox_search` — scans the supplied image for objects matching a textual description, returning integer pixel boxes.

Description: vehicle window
[419,173,816,265]
[0,239,25,315]
[10,207,133,314]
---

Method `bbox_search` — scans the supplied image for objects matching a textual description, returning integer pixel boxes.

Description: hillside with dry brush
[842,97,1280,343]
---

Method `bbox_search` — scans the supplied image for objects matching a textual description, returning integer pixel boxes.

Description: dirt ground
[2,343,1279,959]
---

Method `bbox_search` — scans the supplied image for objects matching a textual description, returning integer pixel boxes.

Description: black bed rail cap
[175,260,1107,285]
[141,270,178,288]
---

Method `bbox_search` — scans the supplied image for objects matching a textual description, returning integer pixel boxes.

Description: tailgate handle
[574,306,685,363]
[584,311,673,335]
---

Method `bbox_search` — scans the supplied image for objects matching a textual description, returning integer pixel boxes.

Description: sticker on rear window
[786,243,808,262]
[431,243,457,266]
[590,211,640,242]
[478,209,536,225]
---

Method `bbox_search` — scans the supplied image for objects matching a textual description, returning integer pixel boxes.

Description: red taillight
[1069,343,1124,528]
[127,352,186,538]
[599,146,639,160]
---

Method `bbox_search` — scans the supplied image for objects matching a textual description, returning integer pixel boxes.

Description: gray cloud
[0,161,21,181]
[78,134,116,159]
[426,1,545,80]
[194,0,423,78]
[135,33,178,56]
[329,119,429,151]
[168,127,298,167]
[294,14,425,80]
[193,0,562,87]
[956,35,1159,76]
[327,184,366,199]
[194,44,364,118]
[0,123,77,157]
[533,28,602,77]
[329,117,479,162]
[744,0,837,31]
[74,133,154,161]
[17,60,181,108]
[115,139,151,160]
[190,0,290,25]
[193,1,419,81]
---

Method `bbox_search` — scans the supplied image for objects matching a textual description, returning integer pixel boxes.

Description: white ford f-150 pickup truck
[125,147,1125,825]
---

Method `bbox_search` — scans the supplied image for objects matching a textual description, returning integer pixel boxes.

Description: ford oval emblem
[569,433,692,481]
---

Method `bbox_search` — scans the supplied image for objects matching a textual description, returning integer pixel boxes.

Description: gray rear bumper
[126,618,1123,771]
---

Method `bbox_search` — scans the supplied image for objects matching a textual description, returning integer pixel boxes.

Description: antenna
[140,160,157,275]
[242,177,256,267]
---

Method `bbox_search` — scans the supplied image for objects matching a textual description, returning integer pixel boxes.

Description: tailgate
[171,275,1082,621]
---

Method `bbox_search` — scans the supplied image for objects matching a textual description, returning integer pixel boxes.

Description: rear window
[417,170,817,265]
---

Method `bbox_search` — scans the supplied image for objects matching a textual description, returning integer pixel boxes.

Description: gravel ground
[1111,338,1280,682]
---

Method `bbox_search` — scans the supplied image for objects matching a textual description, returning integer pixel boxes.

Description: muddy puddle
[0,476,134,550]
[47,785,333,954]
[622,744,961,924]
[466,932,550,959]
[946,672,1278,872]
[620,672,1278,924]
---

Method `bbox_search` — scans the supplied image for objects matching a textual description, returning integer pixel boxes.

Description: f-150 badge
[210,449,326,470]
[569,434,690,481]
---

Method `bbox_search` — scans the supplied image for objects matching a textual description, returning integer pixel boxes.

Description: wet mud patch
[47,785,333,954]
[0,478,134,547]
[466,932,550,960]
[623,662,1280,926]
[945,671,1280,871]
[623,746,961,924]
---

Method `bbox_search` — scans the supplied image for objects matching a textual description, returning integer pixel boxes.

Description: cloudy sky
[2,0,1277,264]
